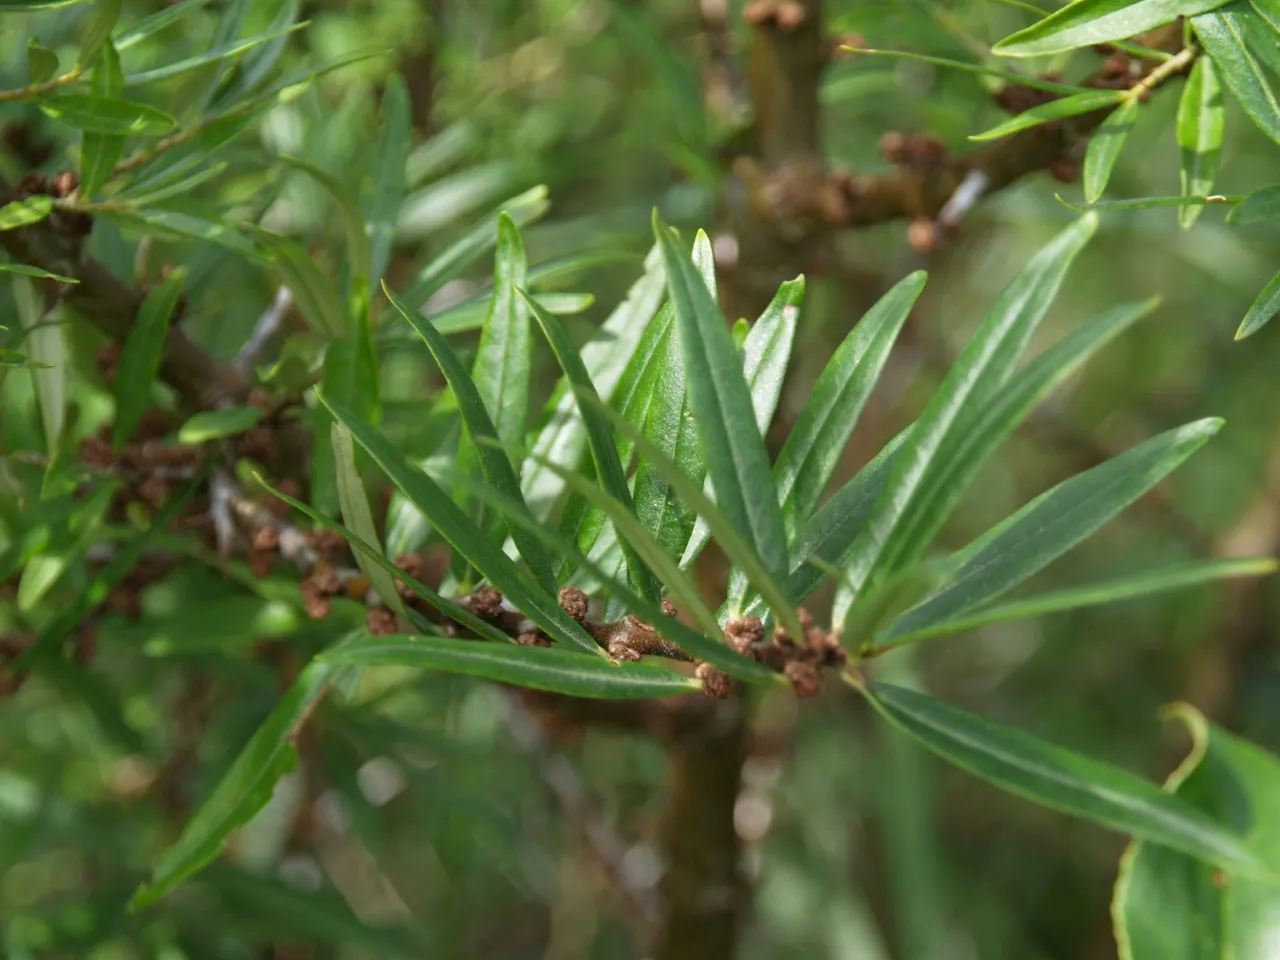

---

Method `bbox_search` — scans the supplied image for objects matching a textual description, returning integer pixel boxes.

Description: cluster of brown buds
[80,423,202,513]
[726,609,845,699]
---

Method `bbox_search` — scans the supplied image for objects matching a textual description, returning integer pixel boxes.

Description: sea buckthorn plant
[2,0,1280,958]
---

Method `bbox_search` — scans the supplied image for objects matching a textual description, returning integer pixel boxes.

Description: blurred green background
[2,1,1279,957]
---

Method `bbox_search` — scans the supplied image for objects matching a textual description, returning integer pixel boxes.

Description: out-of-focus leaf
[114,0,217,50]
[1227,184,1280,224]
[1177,57,1225,229]
[0,196,53,231]
[857,682,1259,872]
[112,265,184,449]
[364,74,410,287]
[80,39,125,199]
[846,47,1096,93]
[120,110,261,197]
[101,208,258,256]
[1235,267,1280,338]
[1193,5,1280,146]
[0,263,77,282]
[37,94,177,135]
[969,91,1123,141]
[1062,193,1240,212]
[385,284,556,592]
[321,635,701,698]
[332,423,407,617]
[12,277,64,454]
[177,405,263,444]
[0,0,88,9]
[883,418,1222,641]
[242,225,346,339]
[1084,98,1139,203]
[279,154,370,293]
[1113,704,1280,959]
[27,39,59,84]
[655,215,788,581]
[319,391,604,657]
[418,291,594,336]
[882,557,1276,647]
[123,22,305,86]
[994,0,1232,56]
[77,0,122,70]
[112,161,228,206]
[17,486,113,613]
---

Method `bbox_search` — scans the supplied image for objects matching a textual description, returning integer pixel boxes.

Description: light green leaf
[332,423,407,618]
[321,634,701,697]
[177,405,263,444]
[80,39,125,200]
[469,212,531,451]
[27,39,59,84]
[1235,267,1280,338]
[279,154,370,293]
[112,265,185,449]
[37,94,177,136]
[101,208,258,256]
[882,557,1276,647]
[242,225,346,339]
[1177,57,1225,230]
[0,263,77,283]
[655,214,788,581]
[0,196,53,231]
[994,0,1233,56]
[1113,704,1280,959]
[882,418,1222,641]
[1193,5,1280,146]
[1226,184,1280,224]
[112,161,229,207]
[123,22,305,86]
[857,682,1259,873]
[318,391,605,658]
[77,0,122,70]
[363,74,410,287]
[969,90,1124,141]
[383,283,557,592]
[1084,98,1140,203]
[12,277,64,455]
[114,0,217,50]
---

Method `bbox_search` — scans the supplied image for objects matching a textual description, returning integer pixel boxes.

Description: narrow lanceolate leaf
[1227,184,1280,224]
[77,0,123,70]
[655,215,788,580]
[522,291,662,602]
[12,277,64,455]
[1113,705,1280,959]
[279,155,371,294]
[115,0,218,50]
[331,424,408,618]
[994,0,1233,56]
[123,22,306,86]
[383,283,557,593]
[1084,98,1140,203]
[1236,267,1280,339]
[322,635,702,698]
[1193,6,1280,146]
[0,264,77,283]
[102,209,258,257]
[1177,57,1225,230]
[112,266,185,449]
[741,277,802,437]
[80,40,126,199]
[0,196,54,231]
[881,557,1277,647]
[177,406,262,444]
[857,682,1259,873]
[364,74,411,287]
[37,94,177,136]
[775,272,925,537]
[882,419,1223,642]
[1062,193,1241,212]
[841,215,1097,614]
[969,91,1124,142]
[318,392,605,658]
[130,644,355,911]
[242,226,346,340]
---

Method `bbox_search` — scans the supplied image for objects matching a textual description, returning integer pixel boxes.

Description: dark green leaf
[321,635,701,698]
[418,291,594,337]
[114,0,217,50]
[279,154,370,293]
[318,391,605,657]
[857,682,1259,873]
[995,0,1233,56]
[37,94,177,135]
[12,277,64,453]
[469,212,531,452]
[112,265,184,449]
[177,405,263,444]
[0,196,53,231]
[1177,57,1225,229]
[101,208,258,256]
[0,263,77,283]
[1062,193,1240,212]
[80,39,125,200]
[1084,98,1140,203]
[332,423,407,617]
[1236,267,1280,338]
[27,39,59,84]
[970,91,1124,141]
[1227,184,1280,224]
[364,74,411,287]
[123,22,305,86]
[77,0,122,70]
[1193,5,1280,146]
[242,225,346,339]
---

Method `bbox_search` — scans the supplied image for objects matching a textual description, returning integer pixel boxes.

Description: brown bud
[51,170,78,199]
[1049,158,1080,183]
[558,586,590,623]
[661,599,678,618]
[517,631,552,647]
[251,526,279,552]
[310,563,341,595]
[471,586,504,622]
[301,579,331,620]
[785,660,822,698]
[724,616,764,655]
[249,550,273,578]
[879,131,909,165]
[696,663,733,699]
[16,171,48,195]
[907,218,939,254]
[366,607,397,636]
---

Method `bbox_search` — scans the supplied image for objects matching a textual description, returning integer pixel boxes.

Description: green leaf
[27,39,59,84]
[0,0,86,7]
[129,645,353,911]
[37,94,177,136]
[1193,5,1280,146]
[0,263,77,283]
[969,90,1124,141]
[12,277,64,455]
[331,423,407,618]
[80,39,125,200]
[112,265,184,449]
[1113,704,1280,959]
[994,0,1233,56]
[856,682,1259,873]
[213,0,301,105]
[654,214,788,581]
[1235,267,1280,338]
[1227,184,1280,224]
[383,283,557,593]
[122,22,305,86]
[840,215,1097,619]
[112,160,229,207]
[882,557,1276,647]
[775,271,925,537]
[242,225,346,339]
[0,196,53,231]
[417,292,594,337]
[318,391,605,657]
[177,405,263,444]
[321,634,701,698]
[1177,57,1226,230]
[522,290,662,602]
[741,277,801,439]
[1084,98,1139,203]
[1060,192,1241,212]
[469,212,531,451]
[882,418,1222,641]
[1250,0,1280,30]
[847,48,1098,94]
[77,0,122,70]
[364,74,410,287]
[114,0,218,51]
[279,154,370,293]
